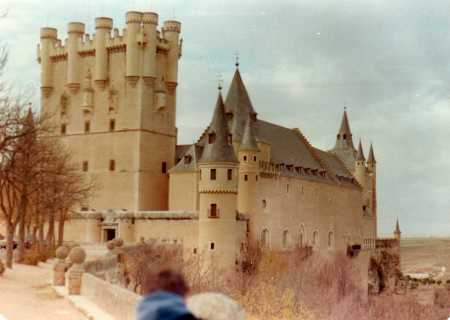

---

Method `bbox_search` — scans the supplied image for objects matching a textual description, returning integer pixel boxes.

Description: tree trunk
[16,195,28,263]
[46,211,55,253]
[38,214,45,257]
[57,210,65,247]
[5,222,15,269]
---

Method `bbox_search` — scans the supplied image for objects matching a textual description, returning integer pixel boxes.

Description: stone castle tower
[331,111,378,240]
[198,90,239,269]
[38,12,182,211]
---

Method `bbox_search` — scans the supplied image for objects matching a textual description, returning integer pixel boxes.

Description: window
[227,169,233,181]
[109,119,115,131]
[282,230,289,249]
[162,162,167,174]
[210,242,215,250]
[261,229,269,248]
[262,199,267,208]
[61,124,67,135]
[313,231,319,246]
[244,174,248,181]
[82,161,89,172]
[228,134,233,144]
[256,175,258,181]
[299,232,303,248]
[84,121,90,133]
[287,184,290,193]
[209,203,218,218]
[80,206,89,211]
[328,232,334,248]
[193,248,197,254]
[208,133,216,144]
[253,156,257,162]
[243,156,247,161]
[210,169,216,180]
[109,160,116,171]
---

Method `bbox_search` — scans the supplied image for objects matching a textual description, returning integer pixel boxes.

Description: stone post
[53,246,69,286]
[106,240,116,257]
[113,238,124,254]
[67,247,86,295]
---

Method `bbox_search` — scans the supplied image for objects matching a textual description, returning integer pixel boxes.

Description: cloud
[2,0,450,236]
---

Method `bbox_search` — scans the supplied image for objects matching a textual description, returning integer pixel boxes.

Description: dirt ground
[401,237,450,281]
[0,263,86,320]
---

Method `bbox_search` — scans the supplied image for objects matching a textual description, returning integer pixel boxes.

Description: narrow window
[227,169,232,181]
[256,175,258,181]
[328,232,334,248]
[109,160,116,171]
[208,133,216,144]
[244,174,248,181]
[243,156,247,161]
[80,206,89,211]
[287,184,290,193]
[228,134,233,144]
[109,119,115,131]
[253,156,257,162]
[261,229,269,247]
[262,199,267,208]
[162,162,167,174]
[193,248,197,254]
[82,161,89,172]
[283,230,289,249]
[209,203,218,218]
[210,242,215,250]
[61,124,67,135]
[210,169,216,180]
[84,121,90,133]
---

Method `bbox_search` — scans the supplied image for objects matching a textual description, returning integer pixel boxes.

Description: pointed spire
[225,67,257,141]
[333,109,355,150]
[367,143,376,164]
[240,117,259,152]
[394,219,401,234]
[356,140,365,161]
[199,91,238,163]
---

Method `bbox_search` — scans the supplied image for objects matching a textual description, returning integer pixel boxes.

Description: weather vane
[234,51,239,68]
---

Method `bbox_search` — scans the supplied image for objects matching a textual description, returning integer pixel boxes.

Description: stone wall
[81,272,141,320]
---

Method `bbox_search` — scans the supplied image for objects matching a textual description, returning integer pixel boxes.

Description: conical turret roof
[356,140,365,161]
[367,143,376,164]
[394,219,401,234]
[199,92,238,163]
[240,117,259,152]
[225,67,257,141]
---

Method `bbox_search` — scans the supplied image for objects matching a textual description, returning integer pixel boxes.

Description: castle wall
[250,175,368,253]
[169,172,199,211]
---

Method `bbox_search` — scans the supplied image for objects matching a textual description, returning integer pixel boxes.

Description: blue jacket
[137,291,197,320]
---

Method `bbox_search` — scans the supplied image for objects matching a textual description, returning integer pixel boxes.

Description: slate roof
[367,144,376,164]
[356,140,366,161]
[199,92,238,163]
[240,117,259,152]
[172,69,360,187]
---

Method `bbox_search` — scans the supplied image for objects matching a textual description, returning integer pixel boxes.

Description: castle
[38,10,379,270]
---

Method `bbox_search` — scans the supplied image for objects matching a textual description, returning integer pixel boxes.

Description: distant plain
[400,237,450,280]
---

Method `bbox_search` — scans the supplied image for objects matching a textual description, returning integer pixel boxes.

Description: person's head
[142,268,189,297]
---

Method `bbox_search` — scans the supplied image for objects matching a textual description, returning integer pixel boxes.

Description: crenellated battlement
[163,20,181,34]
[68,22,85,34]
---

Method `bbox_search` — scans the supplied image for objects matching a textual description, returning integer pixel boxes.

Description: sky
[1,0,450,236]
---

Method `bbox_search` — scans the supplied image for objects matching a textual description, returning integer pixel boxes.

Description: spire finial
[234,51,239,68]
[217,73,223,91]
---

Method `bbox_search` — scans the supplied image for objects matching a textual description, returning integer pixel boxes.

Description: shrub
[22,248,40,266]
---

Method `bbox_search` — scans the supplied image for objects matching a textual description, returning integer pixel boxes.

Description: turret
[394,219,401,242]
[125,11,143,85]
[334,109,355,150]
[238,117,260,214]
[367,143,376,173]
[355,140,366,187]
[94,17,113,89]
[142,12,158,86]
[67,22,85,92]
[331,109,357,171]
[162,20,181,90]
[39,27,58,98]
[198,89,239,272]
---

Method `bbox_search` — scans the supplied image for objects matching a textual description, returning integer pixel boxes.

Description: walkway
[0,262,86,320]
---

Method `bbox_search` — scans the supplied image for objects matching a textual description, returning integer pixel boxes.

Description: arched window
[299,225,305,248]
[282,230,289,249]
[261,229,270,248]
[262,199,267,209]
[328,231,334,248]
[312,230,319,247]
